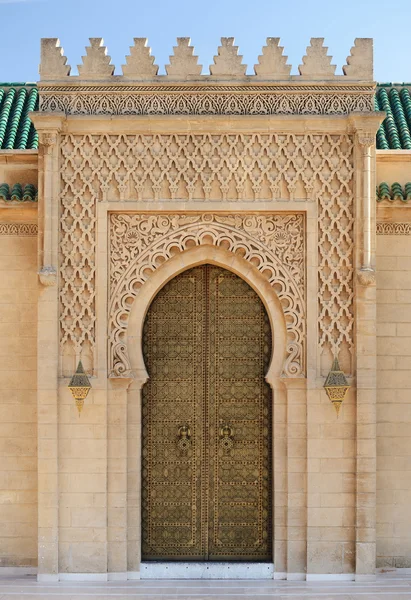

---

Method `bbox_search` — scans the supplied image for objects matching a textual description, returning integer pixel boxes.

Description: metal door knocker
[219,423,234,453]
[177,424,191,453]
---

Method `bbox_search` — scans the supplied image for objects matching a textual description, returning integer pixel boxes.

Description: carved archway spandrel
[108,212,306,380]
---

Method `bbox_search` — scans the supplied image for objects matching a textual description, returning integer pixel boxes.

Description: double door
[142,265,272,561]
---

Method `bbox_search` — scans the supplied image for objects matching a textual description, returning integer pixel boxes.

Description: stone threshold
[140,562,274,579]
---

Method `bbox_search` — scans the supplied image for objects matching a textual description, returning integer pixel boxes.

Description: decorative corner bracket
[357,266,376,286]
[38,265,57,286]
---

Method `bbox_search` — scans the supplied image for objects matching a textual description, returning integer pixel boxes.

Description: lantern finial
[324,356,350,416]
[68,360,91,415]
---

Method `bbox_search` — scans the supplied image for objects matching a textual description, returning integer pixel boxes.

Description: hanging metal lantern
[68,361,92,415]
[324,356,350,416]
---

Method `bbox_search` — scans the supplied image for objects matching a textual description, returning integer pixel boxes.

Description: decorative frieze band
[377,222,411,235]
[39,85,374,116]
[0,223,38,236]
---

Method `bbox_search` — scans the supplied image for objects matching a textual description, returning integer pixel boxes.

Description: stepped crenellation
[39,36,373,81]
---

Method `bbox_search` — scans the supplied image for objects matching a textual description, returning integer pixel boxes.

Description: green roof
[0,183,37,202]
[375,85,411,150]
[377,182,411,202]
[0,84,38,150]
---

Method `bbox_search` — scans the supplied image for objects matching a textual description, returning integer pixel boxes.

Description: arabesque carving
[40,85,374,115]
[377,222,411,235]
[109,213,305,379]
[0,223,37,236]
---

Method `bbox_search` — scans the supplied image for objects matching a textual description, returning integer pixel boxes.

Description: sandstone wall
[0,206,38,567]
[376,209,411,569]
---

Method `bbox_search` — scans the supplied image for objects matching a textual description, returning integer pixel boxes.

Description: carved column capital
[356,130,374,148]
[38,131,58,155]
[108,374,136,389]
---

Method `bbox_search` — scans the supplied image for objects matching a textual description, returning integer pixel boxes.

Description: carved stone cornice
[38,81,375,116]
[348,112,385,140]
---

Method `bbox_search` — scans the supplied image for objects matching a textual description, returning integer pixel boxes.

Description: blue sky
[0,0,409,82]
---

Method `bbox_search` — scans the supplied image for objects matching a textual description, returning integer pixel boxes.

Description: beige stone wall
[307,388,356,575]
[58,385,108,574]
[376,205,411,569]
[0,207,38,567]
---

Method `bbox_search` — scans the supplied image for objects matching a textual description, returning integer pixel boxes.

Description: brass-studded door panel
[142,265,272,561]
[142,267,206,560]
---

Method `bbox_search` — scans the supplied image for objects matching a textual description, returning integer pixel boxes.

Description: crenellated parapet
[38,36,375,116]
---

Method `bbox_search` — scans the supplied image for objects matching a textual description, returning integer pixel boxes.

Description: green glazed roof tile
[377,182,411,202]
[376,84,411,150]
[0,85,38,150]
[0,183,37,201]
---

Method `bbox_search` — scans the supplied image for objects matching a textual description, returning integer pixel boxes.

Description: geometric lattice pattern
[376,222,411,235]
[317,136,354,373]
[60,135,97,368]
[60,133,353,203]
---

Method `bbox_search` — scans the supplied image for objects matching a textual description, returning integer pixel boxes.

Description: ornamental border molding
[39,83,374,93]
[0,223,38,236]
[376,222,411,235]
[108,213,306,379]
[39,83,374,115]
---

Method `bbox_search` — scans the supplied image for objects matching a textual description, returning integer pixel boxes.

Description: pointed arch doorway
[141,264,272,562]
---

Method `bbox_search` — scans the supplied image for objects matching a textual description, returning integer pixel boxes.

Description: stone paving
[1,573,411,599]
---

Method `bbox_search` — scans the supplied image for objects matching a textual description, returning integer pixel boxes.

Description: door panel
[207,267,272,560]
[142,265,272,561]
[142,267,206,559]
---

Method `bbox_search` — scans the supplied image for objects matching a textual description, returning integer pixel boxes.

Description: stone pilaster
[124,376,146,577]
[349,114,383,580]
[283,378,307,580]
[30,112,65,581]
[107,378,133,577]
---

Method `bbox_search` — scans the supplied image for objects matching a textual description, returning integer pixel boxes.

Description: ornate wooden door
[142,265,272,561]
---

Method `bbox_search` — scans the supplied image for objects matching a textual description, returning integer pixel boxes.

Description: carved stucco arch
[108,213,305,379]
[127,247,288,388]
